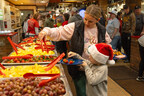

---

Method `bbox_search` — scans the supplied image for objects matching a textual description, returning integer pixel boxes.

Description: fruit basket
[0,64,72,96]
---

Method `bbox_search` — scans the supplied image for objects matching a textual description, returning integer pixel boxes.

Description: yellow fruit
[10,42,55,56]
[0,64,60,78]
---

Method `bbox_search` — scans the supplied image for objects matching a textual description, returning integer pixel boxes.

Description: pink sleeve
[42,23,75,41]
[105,31,112,44]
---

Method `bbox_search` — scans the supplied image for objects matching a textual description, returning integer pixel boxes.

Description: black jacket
[68,20,106,79]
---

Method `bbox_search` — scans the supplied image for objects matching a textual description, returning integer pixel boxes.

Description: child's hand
[81,61,87,67]
[68,51,77,58]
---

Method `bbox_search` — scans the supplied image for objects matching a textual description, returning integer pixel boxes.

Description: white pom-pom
[108,60,115,65]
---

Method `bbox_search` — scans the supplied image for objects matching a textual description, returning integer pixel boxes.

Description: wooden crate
[130,38,141,71]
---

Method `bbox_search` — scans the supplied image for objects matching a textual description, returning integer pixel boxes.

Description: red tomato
[69,60,74,64]
[63,59,68,63]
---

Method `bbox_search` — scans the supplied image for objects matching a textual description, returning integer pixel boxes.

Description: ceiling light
[21,3,23,4]
[40,0,46,3]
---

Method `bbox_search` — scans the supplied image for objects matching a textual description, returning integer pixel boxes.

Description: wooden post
[125,0,141,10]
[98,0,108,14]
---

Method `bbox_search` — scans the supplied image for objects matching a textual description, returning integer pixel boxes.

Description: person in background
[99,10,107,27]
[38,4,111,96]
[56,13,70,58]
[134,5,144,36]
[54,18,62,27]
[68,7,83,23]
[27,13,41,37]
[68,43,115,96]
[117,12,122,51]
[44,14,54,28]
[62,13,70,26]
[22,14,32,39]
[55,12,64,24]
[106,10,120,50]
[53,14,57,24]
[134,5,144,81]
[121,5,136,63]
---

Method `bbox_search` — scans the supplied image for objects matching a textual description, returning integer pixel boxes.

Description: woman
[39,4,111,96]
[106,10,120,50]
[22,14,32,38]
[27,13,41,37]
[56,13,70,58]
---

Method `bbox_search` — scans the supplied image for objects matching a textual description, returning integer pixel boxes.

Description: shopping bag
[138,35,144,47]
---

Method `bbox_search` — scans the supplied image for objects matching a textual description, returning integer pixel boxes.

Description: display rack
[4,5,22,42]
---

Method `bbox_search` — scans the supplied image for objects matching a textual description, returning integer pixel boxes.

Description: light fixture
[21,13,24,16]
[40,0,46,3]
[21,3,23,4]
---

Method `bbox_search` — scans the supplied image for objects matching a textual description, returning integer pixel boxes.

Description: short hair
[71,7,78,13]
[33,13,40,20]
[123,5,129,9]
[63,13,70,21]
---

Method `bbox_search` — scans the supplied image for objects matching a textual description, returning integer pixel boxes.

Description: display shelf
[4,5,22,42]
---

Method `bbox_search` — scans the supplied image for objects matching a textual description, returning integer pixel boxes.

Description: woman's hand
[68,51,77,58]
[38,31,47,41]
[141,32,144,35]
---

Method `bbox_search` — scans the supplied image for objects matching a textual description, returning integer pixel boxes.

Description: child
[68,43,115,96]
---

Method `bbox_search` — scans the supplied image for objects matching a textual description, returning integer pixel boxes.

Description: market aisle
[108,77,131,96]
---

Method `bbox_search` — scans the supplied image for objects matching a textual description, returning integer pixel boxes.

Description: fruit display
[0,77,66,96]
[5,55,57,63]
[0,64,60,78]
[10,45,55,56]
[113,51,122,55]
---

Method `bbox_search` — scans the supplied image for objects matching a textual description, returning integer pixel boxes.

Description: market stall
[0,37,72,96]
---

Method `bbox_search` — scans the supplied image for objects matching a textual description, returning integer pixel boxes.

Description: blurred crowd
[22,5,144,63]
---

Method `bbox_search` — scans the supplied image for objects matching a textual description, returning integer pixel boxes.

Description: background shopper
[121,5,136,63]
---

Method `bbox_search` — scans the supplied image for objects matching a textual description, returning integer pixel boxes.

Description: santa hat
[88,43,115,65]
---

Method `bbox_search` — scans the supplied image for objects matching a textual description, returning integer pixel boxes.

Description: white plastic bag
[138,35,144,47]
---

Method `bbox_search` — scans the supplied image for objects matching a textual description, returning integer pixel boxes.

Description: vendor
[26,13,41,37]
[38,4,111,96]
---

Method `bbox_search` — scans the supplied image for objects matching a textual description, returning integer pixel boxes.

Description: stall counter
[0,32,18,62]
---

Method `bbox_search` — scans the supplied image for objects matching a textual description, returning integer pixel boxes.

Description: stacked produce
[5,55,56,63]
[0,64,60,78]
[0,77,66,96]
[10,45,55,56]
[113,50,122,55]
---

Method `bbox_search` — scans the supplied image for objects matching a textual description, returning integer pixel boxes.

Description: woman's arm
[39,23,75,41]
[35,27,39,35]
